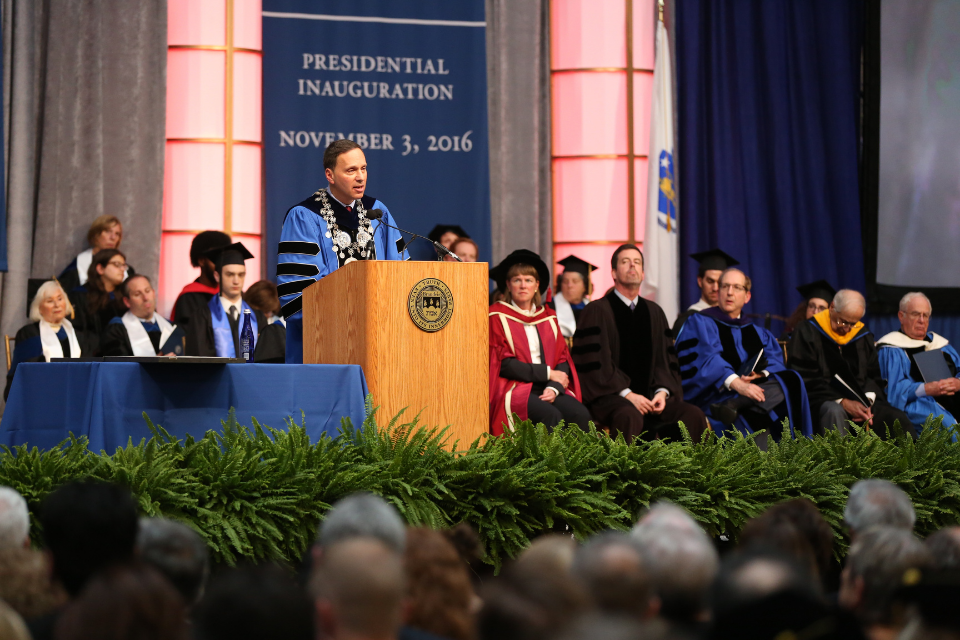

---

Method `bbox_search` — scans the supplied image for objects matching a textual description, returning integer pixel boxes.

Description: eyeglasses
[807,301,828,313]
[833,315,859,328]
[905,311,931,320]
[107,260,127,269]
[719,284,746,292]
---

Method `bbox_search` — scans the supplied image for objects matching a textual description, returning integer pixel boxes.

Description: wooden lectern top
[301,260,489,448]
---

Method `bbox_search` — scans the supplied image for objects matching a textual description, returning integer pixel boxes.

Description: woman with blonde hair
[57,215,131,292]
[5,281,86,399]
[488,249,592,435]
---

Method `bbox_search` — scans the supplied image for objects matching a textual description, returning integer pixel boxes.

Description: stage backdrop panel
[262,0,491,278]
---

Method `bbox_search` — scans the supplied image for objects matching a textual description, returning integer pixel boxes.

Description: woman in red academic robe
[489,249,592,435]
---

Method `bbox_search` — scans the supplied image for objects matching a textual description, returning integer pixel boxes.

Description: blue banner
[263,0,490,280]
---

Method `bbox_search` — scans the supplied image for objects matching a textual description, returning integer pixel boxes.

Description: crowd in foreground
[0,478,955,640]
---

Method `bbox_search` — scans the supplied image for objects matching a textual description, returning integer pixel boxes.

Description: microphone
[364,209,463,262]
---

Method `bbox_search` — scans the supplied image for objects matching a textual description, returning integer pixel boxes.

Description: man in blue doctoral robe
[277,139,408,363]
[877,292,960,436]
[676,268,813,440]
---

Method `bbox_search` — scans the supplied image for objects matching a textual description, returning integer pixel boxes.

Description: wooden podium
[302,260,489,447]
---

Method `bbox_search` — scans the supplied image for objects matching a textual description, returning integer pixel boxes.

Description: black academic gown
[254,321,287,363]
[172,290,217,356]
[67,287,124,356]
[190,299,269,358]
[4,322,91,400]
[788,318,915,437]
[100,319,186,357]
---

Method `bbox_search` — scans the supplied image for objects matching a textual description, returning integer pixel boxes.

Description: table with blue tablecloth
[0,362,369,451]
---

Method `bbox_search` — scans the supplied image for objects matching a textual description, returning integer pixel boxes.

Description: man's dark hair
[39,481,139,596]
[610,244,644,270]
[120,274,151,300]
[711,546,819,616]
[323,139,362,172]
[137,518,209,606]
[195,564,313,640]
[190,231,231,268]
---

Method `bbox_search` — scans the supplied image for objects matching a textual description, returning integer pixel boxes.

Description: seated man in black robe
[788,289,916,438]
[572,244,706,442]
[100,275,185,357]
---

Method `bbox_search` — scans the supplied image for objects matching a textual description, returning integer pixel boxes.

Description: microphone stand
[366,212,463,262]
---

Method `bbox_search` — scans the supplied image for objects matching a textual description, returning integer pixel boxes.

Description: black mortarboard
[490,249,551,294]
[689,248,739,272]
[796,279,837,303]
[190,230,232,267]
[557,255,597,283]
[205,242,254,270]
[428,225,470,244]
[27,278,49,316]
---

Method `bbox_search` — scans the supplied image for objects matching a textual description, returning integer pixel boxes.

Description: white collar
[613,289,640,308]
[326,187,356,209]
[220,295,243,316]
[505,301,541,317]
[877,331,949,351]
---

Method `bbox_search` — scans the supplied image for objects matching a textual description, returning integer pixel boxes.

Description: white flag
[639,19,680,323]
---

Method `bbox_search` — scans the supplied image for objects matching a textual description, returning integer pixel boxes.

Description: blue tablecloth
[0,362,369,451]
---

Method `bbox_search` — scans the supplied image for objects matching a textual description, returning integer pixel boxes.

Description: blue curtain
[674,0,864,318]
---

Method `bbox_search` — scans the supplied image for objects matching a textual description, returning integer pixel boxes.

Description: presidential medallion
[408,278,454,332]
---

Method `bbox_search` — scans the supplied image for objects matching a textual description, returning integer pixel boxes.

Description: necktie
[345,205,352,213]
[229,305,238,322]
[630,301,636,311]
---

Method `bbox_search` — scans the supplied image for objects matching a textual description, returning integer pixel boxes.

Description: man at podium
[277,139,408,363]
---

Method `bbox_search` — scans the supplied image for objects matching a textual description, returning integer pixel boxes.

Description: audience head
[0,488,29,550]
[244,280,281,318]
[429,225,469,250]
[39,480,139,596]
[844,479,916,539]
[311,538,405,640]
[924,526,960,570]
[403,527,475,640]
[829,289,866,336]
[0,547,68,620]
[89,248,127,292]
[190,231,231,286]
[87,215,123,252]
[121,275,157,320]
[137,518,209,606]
[718,268,752,317]
[711,546,820,617]
[517,534,577,574]
[54,563,186,640]
[316,492,406,553]
[449,237,479,262]
[839,526,931,629]
[478,550,587,640]
[30,280,73,324]
[571,531,655,621]
[610,244,644,292]
[195,563,313,640]
[323,138,366,204]
[739,499,834,587]
[630,502,719,624]
[898,292,932,341]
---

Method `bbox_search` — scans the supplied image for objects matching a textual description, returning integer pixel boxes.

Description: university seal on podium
[408,278,454,332]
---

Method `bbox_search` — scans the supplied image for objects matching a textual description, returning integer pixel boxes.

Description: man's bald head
[310,538,404,640]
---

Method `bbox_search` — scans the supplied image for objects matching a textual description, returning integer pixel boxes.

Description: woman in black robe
[68,249,128,356]
[5,281,89,400]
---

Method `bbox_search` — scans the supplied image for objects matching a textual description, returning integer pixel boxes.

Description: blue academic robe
[878,334,960,435]
[676,312,813,437]
[277,191,408,363]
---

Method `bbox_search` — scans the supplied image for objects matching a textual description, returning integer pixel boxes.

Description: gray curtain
[1,0,166,350]
[485,0,552,265]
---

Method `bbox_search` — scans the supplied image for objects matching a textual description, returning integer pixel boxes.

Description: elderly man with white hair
[788,289,916,438]
[0,487,30,549]
[876,292,960,435]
